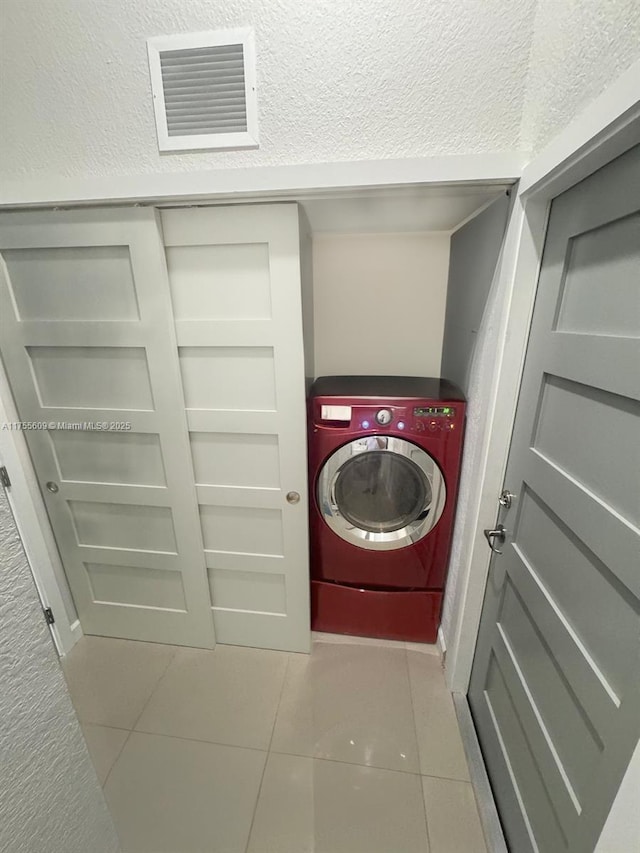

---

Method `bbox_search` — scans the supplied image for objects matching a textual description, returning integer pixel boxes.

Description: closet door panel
[0,208,214,648]
[162,204,310,652]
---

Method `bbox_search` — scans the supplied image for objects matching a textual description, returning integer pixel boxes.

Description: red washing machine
[309,376,466,643]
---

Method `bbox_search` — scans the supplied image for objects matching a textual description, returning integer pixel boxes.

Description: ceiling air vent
[147,28,258,152]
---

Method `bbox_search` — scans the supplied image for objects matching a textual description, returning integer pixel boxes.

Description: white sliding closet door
[161,204,311,652]
[0,209,215,648]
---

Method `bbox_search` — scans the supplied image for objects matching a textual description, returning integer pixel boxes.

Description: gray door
[468,145,640,852]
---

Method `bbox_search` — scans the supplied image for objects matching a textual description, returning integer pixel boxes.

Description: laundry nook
[0,190,509,655]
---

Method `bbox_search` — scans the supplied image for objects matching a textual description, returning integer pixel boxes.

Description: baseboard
[453,692,508,853]
[437,625,447,663]
[61,618,83,656]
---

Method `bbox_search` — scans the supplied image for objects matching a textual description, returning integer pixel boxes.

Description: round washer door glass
[318,436,446,551]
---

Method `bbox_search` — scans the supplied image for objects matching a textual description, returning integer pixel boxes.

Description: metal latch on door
[484,490,515,554]
[498,490,516,509]
[484,525,506,554]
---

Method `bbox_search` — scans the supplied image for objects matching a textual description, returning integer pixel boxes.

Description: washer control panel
[375,408,393,425]
[353,405,458,434]
[412,405,457,433]
[316,402,459,434]
[414,406,455,418]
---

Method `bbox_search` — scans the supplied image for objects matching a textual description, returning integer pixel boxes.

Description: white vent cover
[147,29,258,152]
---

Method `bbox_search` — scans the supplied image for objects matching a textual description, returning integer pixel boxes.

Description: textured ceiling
[0,0,536,180]
[520,0,640,153]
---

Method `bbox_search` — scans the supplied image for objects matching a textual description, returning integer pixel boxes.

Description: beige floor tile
[313,631,407,650]
[135,644,288,749]
[81,724,129,785]
[61,636,176,729]
[271,642,420,773]
[408,651,470,781]
[422,776,487,853]
[405,642,441,657]
[105,732,266,853]
[247,753,429,853]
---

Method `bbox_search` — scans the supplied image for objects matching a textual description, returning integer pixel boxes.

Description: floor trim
[437,625,447,663]
[453,692,507,853]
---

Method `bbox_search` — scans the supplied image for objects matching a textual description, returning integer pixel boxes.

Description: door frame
[442,63,640,853]
[0,355,82,655]
[443,58,640,694]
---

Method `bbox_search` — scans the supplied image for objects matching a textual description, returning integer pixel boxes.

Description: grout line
[419,770,475,784]
[420,775,432,853]
[105,721,471,782]
[269,748,422,776]
[102,727,472,781]
[118,728,270,755]
[96,726,471,790]
[405,646,432,851]
[80,721,131,733]
[129,645,180,733]
[101,727,134,791]
[405,645,423,770]
[89,644,180,791]
[243,651,292,853]
[267,654,291,753]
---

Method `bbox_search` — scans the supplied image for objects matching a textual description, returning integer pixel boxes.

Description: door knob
[286,491,300,505]
[46,481,59,494]
[484,524,506,554]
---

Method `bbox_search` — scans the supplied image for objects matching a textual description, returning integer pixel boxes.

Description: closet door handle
[286,491,300,505]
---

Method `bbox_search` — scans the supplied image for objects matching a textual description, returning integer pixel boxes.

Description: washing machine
[308,375,466,643]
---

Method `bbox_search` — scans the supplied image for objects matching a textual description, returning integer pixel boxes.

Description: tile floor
[62,633,487,853]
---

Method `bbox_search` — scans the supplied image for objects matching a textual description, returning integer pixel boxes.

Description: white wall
[0,0,536,182]
[0,486,119,853]
[595,739,640,853]
[1,1,639,180]
[313,233,450,378]
[439,212,513,650]
[520,0,640,153]
[438,195,514,653]
[441,193,511,394]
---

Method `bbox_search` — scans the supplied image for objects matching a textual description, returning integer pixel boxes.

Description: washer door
[317,436,446,551]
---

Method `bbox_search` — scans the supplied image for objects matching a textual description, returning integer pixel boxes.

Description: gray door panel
[469,145,640,853]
